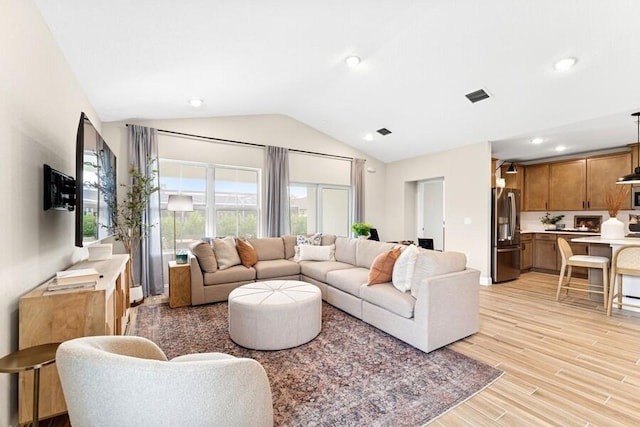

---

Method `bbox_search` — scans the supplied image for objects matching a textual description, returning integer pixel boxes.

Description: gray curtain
[128,125,164,296]
[351,158,366,223]
[265,146,290,237]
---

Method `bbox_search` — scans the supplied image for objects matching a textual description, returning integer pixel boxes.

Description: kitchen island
[572,235,640,312]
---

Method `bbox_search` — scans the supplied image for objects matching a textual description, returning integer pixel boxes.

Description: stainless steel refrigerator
[491,188,521,283]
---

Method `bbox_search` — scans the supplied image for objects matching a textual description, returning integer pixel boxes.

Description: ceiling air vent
[465,89,490,103]
[377,128,392,136]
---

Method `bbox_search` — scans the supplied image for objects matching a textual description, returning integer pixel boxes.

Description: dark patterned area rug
[132,302,502,426]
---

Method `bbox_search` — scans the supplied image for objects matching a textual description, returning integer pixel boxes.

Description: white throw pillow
[298,244,336,262]
[294,233,323,260]
[392,244,419,292]
[212,236,242,270]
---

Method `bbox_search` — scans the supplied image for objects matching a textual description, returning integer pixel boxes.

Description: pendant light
[617,112,640,184]
[506,162,517,174]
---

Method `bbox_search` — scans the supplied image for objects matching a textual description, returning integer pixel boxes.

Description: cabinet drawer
[521,233,533,242]
[535,233,556,241]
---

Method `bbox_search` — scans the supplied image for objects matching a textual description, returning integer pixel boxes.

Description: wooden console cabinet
[18,254,130,425]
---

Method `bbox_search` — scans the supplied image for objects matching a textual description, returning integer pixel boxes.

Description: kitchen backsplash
[520,210,638,232]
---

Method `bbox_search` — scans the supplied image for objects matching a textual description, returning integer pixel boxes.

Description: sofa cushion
[213,236,242,270]
[300,261,354,283]
[203,265,256,285]
[236,239,258,268]
[356,239,397,269]
[410,250,467,297]
[254,259,301,279]
[334,237,357,265]
[392,244,419,292]
[282,235,297,259]
[189,241,217,272]
[248,238,285,261]
[321,235,337,246]
[368,247,401,285]
[326,267,369,297]
[360,282,416,319]
[299,244,336,261]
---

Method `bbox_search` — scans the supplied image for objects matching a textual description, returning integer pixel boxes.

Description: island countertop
[571,235,640,245]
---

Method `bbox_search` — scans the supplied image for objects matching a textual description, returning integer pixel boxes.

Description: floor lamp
[167,194,193,263]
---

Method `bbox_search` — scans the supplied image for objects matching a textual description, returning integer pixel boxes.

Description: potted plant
[94,158,159,305]
[539,212,564,230]
[351,222,372,238]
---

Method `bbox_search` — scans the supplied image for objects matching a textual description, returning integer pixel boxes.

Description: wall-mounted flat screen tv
[75,112,117,247]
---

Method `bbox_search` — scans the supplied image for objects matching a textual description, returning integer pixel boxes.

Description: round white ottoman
[228,280,322,350]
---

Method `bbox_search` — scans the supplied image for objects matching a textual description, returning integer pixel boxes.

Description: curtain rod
[126,124,355,161]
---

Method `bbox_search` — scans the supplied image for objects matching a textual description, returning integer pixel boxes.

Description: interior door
[417,178,444,250]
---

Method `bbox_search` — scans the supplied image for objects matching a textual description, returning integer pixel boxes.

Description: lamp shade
[167,195,193,212]
[506,163,517,174]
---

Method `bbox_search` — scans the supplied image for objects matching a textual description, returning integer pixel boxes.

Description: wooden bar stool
[556,237,609,309]
[608,245,640,316]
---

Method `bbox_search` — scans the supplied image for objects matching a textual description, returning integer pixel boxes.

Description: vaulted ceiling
[34,0,640,163]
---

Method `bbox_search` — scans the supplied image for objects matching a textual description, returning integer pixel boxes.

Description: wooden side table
[0,342,60,427]
[169,260,191,308]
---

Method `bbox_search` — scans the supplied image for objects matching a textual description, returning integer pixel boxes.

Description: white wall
[384,142,493,283]
[0,1,104,425]
[101,115,387,239]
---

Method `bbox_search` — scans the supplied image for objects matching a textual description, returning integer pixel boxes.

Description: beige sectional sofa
[189,235,480,353]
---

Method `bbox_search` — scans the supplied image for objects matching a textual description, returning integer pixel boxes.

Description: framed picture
[574,215,603,232]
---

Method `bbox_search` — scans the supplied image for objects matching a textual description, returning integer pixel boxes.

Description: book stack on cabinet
[18,254,130,425]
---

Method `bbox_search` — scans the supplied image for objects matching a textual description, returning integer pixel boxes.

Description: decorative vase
[601,216,625,239]
[130,284,144,306]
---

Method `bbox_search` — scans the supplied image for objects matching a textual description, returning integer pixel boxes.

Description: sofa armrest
[189,254,205,305]
[413,268,480,350]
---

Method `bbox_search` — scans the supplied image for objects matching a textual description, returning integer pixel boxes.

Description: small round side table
[0,342,60,427]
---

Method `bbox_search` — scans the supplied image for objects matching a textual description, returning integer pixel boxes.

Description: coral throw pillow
[236,239,258,268]
[367,247,401,285]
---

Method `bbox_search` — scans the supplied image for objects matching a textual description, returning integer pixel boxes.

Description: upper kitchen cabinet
[522,151,632,212]
[586,152,632,210]
[524,163,549,211]
[549,159,586,210]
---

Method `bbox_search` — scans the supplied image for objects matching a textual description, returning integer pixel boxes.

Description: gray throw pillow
[213,236,242,270]
[189,241,218,272]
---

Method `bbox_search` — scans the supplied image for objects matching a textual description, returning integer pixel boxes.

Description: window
[159,160,260,247]
[159,161,207,252]
[214,167,259,238]
[290,183,350,236]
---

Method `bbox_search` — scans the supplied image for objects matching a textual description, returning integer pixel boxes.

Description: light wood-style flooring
[48,272,640,426]
[434,271,640,426]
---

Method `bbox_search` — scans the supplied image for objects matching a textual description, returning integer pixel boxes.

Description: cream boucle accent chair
[56,336,273,427]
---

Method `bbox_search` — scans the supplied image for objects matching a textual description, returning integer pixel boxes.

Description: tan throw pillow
[368,247,401,285]
[212,236,242,270]
[189,241,217,272]
[236,239,258,268]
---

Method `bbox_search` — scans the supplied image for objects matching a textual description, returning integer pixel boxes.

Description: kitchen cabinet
[586,152,632,210]
[549,159,586,210]
[524,164,550,211]
[522,151,632,212]
[533,233,557,271]
[521,233,533,271]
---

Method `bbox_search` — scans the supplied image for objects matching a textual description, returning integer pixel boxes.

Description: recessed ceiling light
[345,56,361,68]
[554,57,577,71]
[555,145,567,152]
[364,133,373,141]
[531,137,544,144]
[188,98,204,107]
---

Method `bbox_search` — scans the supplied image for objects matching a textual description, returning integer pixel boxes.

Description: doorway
[417,178,444,251]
